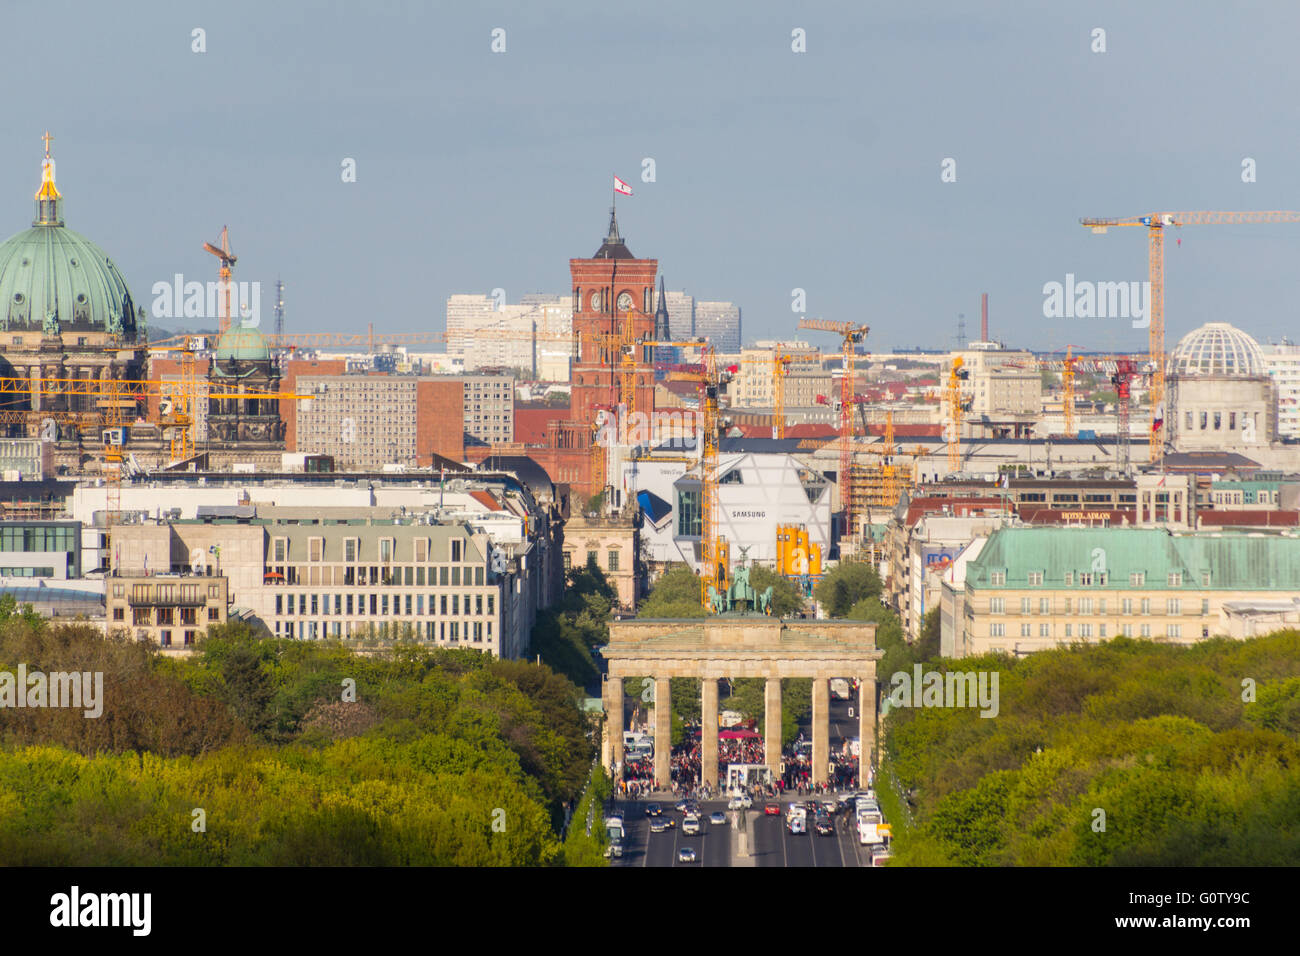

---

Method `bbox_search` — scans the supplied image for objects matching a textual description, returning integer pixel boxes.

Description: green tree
[639,565,706,619]
[816,561,883,618]
[748,565,805,616]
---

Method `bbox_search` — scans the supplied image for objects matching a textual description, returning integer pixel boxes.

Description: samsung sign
[730,510,767,519]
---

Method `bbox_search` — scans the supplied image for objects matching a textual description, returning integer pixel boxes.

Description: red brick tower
[569,207,658,430]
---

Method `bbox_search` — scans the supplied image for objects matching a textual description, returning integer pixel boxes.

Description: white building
[1261,339,1300,440]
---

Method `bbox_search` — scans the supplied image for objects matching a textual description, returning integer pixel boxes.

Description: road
[611,797,872,867]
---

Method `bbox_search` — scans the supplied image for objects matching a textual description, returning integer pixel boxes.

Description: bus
[604,815,625,858]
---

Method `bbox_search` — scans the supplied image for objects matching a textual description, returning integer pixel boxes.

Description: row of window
[563,550,621,571]
[267,563,486,587]
[273,537,470,564]
[274,591,495,617]
[0,525,76,553]
[274,620,492,642]
[116,606,219,624]
[991,571,1196,587]
[990,622,1195,639]
[118,583,222,602]
[988,597,1208,615]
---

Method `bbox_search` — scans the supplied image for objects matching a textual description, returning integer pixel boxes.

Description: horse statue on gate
[758,585,775,616]
[707,585,727,615]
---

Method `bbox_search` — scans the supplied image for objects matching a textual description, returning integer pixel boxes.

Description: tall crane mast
[945,356,969,473]
[797,319,869,541]
[772,353,792,439]
[1080,209,1300,468]
[202,226,238,335]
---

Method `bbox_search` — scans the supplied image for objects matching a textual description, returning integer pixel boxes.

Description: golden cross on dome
[42,130,52,158]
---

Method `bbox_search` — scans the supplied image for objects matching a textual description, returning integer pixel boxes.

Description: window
[487,595,494,615]
[452,595,459,615]
[1141,598,1151,615]
[1027,571,1043,586]
[608,550,620,572]
[1079,598,1093,615]
[208,584,220,598]
[415,538,429,562]
[112,607,124,621]
[452,567,461,586]
[1039,598,1050,615]
[587,550,598,567]
[379,539,394,563]
[563,552,572,570]
[475,595,483,615]
[1201,599,1209,616]
[345,538,358,562]
[1020,598,1031,615]
[113,583,124,597]
[1079,624,1092,637]
[1099,624,1106,638]
[451,539,463,561]
[1020,623,1032,637]
[1064,572,1074,586]
[1129,572,1145,586]
[274,538,287,562]
[990,623,1005,637]
[1079,573,1093,586]
[1121,598,1133,615]
[308,538,323,562]
[990,598,1005,614]
[1039,623,1050,637]
[1201,572,1211,586]
[1064,624,1072,637]
[990,571,1006,586]
[1140,624,1151,637]
[1167,598,1181,616]
[1167,571,1182,586]
[208,607,219,621]
[1098,598,1107,615]
[1063,598,1072,614]
[1168,624,1182,638]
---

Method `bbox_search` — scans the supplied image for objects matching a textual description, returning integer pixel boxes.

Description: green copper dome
[213,325,271,364]
[0,151,142,339]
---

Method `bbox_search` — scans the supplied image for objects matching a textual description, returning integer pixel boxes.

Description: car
[870,849,892,867]
[821,800,838,814]
[674,800,690,813]
[709,811,727,825]
[682,814,701,835]
[764,802,782,816]
[677,847,697,864]
[727,792,753,809]
[650,818,668,834]
[787,815,806,835]
[645,803,662,817]
[815,816,836,836]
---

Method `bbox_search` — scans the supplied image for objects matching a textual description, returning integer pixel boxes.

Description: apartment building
[461,374,515,445]
[109,508,544,659]
[106,570,228,652]
[694,301,742,352]
[732,342,828,410]
[1261,340,1300,439]
[951,526,1300,657]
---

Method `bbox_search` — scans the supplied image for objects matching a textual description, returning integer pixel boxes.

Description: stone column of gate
[654,677,672,790]
[604,676,624,773]
[812,677,830,786]
[764,677,782,783]
[701,677,719,791]
[858,675,876,788]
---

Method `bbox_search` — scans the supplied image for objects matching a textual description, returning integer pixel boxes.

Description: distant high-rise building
[1261,340,1300,439]
[445,293,573,378]
[655,289,695,341]
[694,300,741,352]
[445,294,496,357]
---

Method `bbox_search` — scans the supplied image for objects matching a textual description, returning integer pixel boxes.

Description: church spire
[34,131,64,226]
[654,274,670,340]
[606,203,621,243]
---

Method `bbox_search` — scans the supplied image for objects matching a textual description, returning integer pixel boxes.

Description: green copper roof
[0,155,141,339]
[213,325,270,363]
[967,527,1300,591]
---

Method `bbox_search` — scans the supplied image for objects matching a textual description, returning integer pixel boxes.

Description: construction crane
[945,356,970,472]
[0,375,300,523]
[772,353,792,439]
[666,347,736,609]
[797,319,869,540]
[1063,346,1076,438]
[1080,210,1300,466]
[202,226,238,335]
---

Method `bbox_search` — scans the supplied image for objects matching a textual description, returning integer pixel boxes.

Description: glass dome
[1170,322,1264,377]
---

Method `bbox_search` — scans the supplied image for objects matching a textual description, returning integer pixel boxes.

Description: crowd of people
[618,723,868,797]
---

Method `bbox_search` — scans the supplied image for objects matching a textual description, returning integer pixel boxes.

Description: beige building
[461,374,515,444]
[732,342,829,410]
[563,511,641,611]
[109,505,548,659]
[948,344,1041,438]
[950,525,1300,658]
[1169,323,1276,454]
[107,570,228,652]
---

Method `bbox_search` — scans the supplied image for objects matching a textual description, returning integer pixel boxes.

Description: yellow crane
[772,353,792,439]
[797,319,869,540]
[1080,209,1300,465]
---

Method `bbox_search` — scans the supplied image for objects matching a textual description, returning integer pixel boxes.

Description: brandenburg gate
[601,616,880,790]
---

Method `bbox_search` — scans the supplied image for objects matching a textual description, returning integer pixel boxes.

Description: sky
[5,0,1300,355]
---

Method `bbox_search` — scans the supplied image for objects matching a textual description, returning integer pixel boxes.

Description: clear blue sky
[5,0,1300,353]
